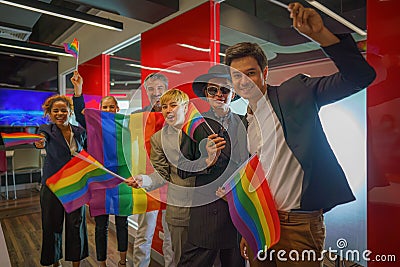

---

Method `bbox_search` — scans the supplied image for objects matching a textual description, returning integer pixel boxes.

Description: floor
[0,188,163,267]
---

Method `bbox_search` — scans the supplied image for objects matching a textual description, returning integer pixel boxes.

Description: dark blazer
[38,123,86,184]
[264,34,376,212]
[178,110,248,249]
[72,95,86,128]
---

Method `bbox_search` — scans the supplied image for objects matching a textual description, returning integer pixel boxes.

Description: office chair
[0,150,8,200]
[11,148,42,199]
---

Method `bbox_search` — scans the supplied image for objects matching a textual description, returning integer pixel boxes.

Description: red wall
[141,1,220,107]
[78,54,110,108]
[140,0,220,254]
[367,0,400,265]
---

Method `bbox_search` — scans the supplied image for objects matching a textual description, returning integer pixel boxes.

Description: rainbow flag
[224,155,280,256]
[1,132,43,147]
[182,102,206,141]
[84,109,167,216]
[63,38,79,58]
[46,150,123,213]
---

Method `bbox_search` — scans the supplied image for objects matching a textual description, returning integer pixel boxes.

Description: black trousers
[94,214,128,261]
[40,185,89,265]
[178,241,245,267]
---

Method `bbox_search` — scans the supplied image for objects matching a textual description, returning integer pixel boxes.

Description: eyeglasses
[206,85,232,96]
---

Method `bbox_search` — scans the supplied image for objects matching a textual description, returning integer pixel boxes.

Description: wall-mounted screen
[0,53,58,91]
[0,88,56,126]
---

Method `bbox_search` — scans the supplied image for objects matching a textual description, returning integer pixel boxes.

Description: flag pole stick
[75,45,79,71]
[72,151,126,181]
[203,118,216,135]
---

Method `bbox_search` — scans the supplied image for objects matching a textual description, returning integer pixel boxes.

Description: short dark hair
[224,42,268,71]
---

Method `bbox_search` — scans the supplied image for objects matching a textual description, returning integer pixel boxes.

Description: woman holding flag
[34,95,88,267]
[71,71,129,267]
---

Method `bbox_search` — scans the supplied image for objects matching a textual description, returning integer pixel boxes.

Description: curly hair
[42,95,73,117]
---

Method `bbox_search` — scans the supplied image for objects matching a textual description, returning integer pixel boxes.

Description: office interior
[0,0,399,266]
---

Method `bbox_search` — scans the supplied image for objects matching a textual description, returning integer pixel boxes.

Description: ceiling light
[127,63,181,74]
[0,0,123,31]
[0,37,73,57]
[305,0,367,36]
[178,43,211,52]
[266,0,366,36]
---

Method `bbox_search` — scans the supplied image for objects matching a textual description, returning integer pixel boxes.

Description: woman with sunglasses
[177,64,248,267]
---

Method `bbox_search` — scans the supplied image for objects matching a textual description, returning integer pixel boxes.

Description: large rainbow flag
[46,150,123,213]
[182,102,206,141]
[224,155,280,256]
[85,109,167,216]
[1,132,43,147]
[63,38,79,58]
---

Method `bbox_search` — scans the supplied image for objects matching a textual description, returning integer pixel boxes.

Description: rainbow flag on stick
[182,102,208,141]
[84,109,167,216]
[1,132,43,147]
[63,38,79,70]
[224,155,280,257]
[46,150,124,213]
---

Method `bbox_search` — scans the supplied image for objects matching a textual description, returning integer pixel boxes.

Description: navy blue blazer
[38,123,86,184]
[72,95,86,128]
[264,34,376,212]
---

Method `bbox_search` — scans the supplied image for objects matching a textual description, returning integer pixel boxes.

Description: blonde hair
[42,95,73,117]
[160,89,189,105]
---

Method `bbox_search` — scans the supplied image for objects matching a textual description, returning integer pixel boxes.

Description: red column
[141,1,220,105]
[78,54,110,108]
[367,0,400,265]
[140,0,220,254]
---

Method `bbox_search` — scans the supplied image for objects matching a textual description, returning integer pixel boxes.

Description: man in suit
[177,65,248,267]
[224,2,376,267]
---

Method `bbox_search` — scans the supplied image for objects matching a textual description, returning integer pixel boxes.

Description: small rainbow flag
[182,102,206,141]
[63,38,79,58]
[224,155,280,257]
[46,150,123,213]
[1,132,43,147]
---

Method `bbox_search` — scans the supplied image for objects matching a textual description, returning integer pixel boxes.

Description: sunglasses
[206,85,232,96]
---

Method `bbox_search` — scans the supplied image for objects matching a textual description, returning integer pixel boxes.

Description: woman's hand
[34,134,46,149]
[71,70,83,97]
